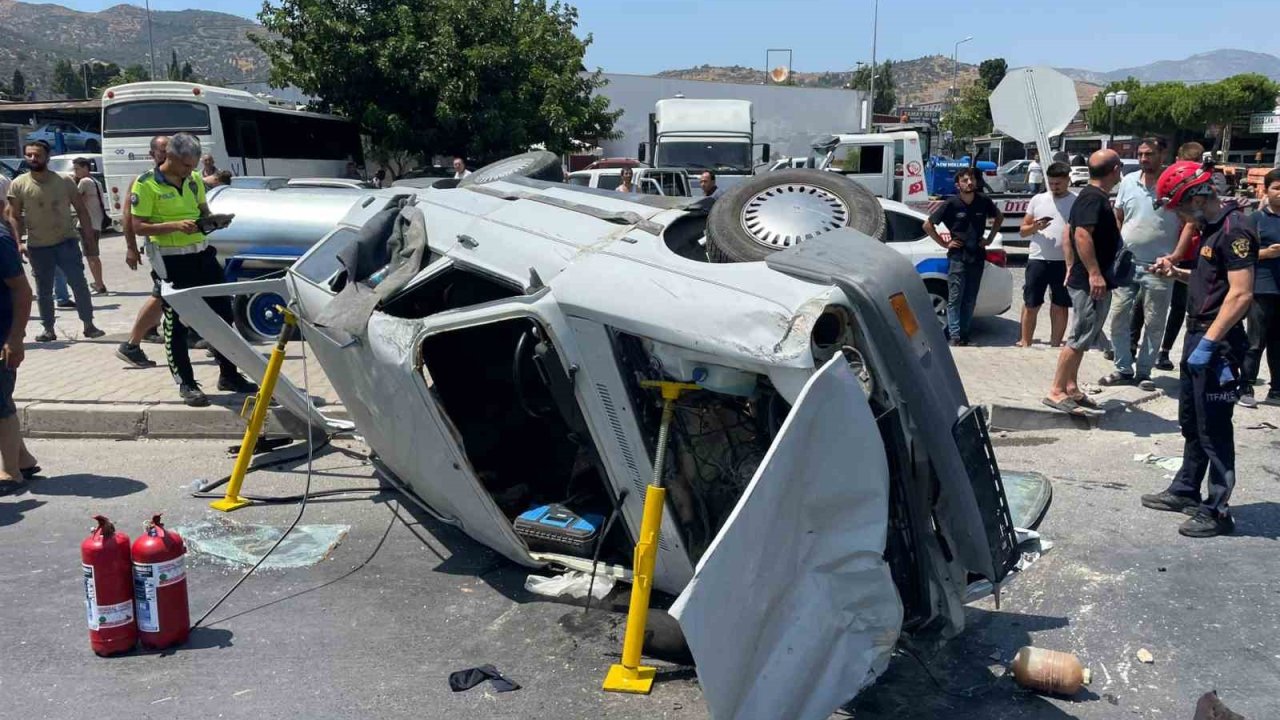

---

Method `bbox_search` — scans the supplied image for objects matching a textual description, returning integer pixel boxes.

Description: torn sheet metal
[671,356,902,720]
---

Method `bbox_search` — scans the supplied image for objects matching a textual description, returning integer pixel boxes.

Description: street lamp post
[950,35,973,109]
[868,0,879,121]
[145,0,157,80]
[1105,90,1129,147]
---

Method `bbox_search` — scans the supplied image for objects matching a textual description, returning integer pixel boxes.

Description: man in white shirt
[452,157,471,180]
[1101,138,1180,390]
[1027,151,1044,194]
[1018,161,1074,347]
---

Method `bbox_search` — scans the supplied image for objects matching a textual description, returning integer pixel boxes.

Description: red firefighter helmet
[1155,161,1215,209]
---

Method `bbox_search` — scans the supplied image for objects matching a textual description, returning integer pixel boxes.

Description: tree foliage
[941,82,993,147]
[978,58,1007,91]
[11,70,25,99]
[115,64,152,85]
[53,59,121,99]
[1086,74,1280,140]
[254,0,620,162]
[167,49,197,82]
[849,60,897,114]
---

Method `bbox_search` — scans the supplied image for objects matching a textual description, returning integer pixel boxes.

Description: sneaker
[217,374,259,394]
[1136,376,1157,392]
[34,329,56,342]
[178,382,209,407]
[115,342,155,368]
[142,328,163,344]
[1238,392,1258,409]
[1154,351,1175,371]
[1264,390,1280,406]
[82,325,105,339]
[1141,490,1199,516]
[55,299,75,309]
[1179,509,1234,538]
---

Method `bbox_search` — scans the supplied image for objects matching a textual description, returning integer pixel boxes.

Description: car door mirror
[760,143,771,162]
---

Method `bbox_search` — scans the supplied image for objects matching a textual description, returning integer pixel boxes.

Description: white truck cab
[640,98,769,193]
[811,131,932,208]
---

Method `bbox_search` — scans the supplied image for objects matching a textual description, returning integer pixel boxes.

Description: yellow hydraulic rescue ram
[603,380,699,695]
[210,308,299,512]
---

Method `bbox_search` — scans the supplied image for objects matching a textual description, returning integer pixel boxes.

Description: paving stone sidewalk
[13,234,342,439]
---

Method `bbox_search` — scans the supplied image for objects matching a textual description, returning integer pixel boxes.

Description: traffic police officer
[1141,161,1257,537]
[129,132,258,407]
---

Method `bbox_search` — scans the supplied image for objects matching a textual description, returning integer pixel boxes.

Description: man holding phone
[1102,138,1180,391]
[129,132,257,407]
[1018,162,1075,347]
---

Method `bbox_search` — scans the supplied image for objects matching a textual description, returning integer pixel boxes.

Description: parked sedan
[26,122,101,153]
[996,159,1033,193]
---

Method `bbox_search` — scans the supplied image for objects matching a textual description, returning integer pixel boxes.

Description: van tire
[460,151,562,186]
[705,169,885,263]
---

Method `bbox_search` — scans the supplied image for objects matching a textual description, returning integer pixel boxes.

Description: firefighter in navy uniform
[1141,161,1258,537]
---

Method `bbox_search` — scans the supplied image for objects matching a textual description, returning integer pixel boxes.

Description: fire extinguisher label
[83,564,135,631]
[132,558,185,633]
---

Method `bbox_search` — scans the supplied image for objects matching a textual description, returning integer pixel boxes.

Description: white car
[879,198,1014,329]
[567,167,691,196]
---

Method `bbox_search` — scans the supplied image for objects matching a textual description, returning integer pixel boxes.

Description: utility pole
[951,36,973,110]
[868,0,879,122]
[145,0,157,80]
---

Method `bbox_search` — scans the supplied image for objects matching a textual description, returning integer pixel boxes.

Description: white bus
[100,81,362,222]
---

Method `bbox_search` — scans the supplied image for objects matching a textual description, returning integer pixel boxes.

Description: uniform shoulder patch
[1232,235,1251,259]
[130,192,140,206]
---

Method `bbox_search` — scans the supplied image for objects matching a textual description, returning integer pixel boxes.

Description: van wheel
[705,169,885,263]
[460,151,562,186]
[924,280,949,331]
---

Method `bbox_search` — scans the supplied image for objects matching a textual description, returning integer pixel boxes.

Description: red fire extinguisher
[131,514,190,650]
[81,515,137,656]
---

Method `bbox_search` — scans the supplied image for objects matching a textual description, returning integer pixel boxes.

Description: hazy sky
[37,0,1280,75]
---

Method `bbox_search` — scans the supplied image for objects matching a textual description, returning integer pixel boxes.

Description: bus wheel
[234,291,289,343]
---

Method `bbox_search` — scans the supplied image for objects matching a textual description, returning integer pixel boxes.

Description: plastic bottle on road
[1011,646,1090,696]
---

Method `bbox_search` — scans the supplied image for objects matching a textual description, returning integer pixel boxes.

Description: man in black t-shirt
[923,168,1003,345]
[1043,149,1123,416]
[1141,161,1258,538]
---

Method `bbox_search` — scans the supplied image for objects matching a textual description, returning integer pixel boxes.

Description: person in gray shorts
[1044,150,1124,416]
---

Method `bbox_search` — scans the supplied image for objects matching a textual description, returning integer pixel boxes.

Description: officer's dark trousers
[1167,325,1247,516]
[159,246,238,387]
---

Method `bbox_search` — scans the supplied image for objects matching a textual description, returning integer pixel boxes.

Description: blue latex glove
[1187,337,1218,371]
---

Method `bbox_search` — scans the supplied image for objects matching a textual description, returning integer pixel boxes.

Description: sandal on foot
[1098,372,1135,387]
[1042,397,1090,417]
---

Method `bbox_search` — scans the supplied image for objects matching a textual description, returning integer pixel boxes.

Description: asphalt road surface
[2,396,1278,718]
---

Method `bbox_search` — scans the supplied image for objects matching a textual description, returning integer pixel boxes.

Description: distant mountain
[1057,50,1280,84]
[657,55,980,105]
[0,0,268,96]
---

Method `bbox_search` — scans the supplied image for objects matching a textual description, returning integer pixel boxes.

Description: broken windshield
[657,141,752,173]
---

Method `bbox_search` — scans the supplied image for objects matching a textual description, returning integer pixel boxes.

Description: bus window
[103,101,211,136]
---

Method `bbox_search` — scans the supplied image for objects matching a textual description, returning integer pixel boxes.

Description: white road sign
[1250,112,1280,134]
[989,66,1079,164]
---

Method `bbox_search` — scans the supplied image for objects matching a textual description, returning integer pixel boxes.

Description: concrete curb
[987,388,1164,432]
[18,401,347,440]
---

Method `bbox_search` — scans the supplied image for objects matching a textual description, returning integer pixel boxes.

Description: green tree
[847,60,897,115]
[52,59,82,98]
[166,50,198,82]
[11,70,25,98]
[978,58,1007,91]
[942,82,993,148]
[255,0,619,162]
[110,64,152,86]
[1087,74,1279,144]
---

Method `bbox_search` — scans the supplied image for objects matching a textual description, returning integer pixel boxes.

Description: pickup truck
[810,132,1033,233]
